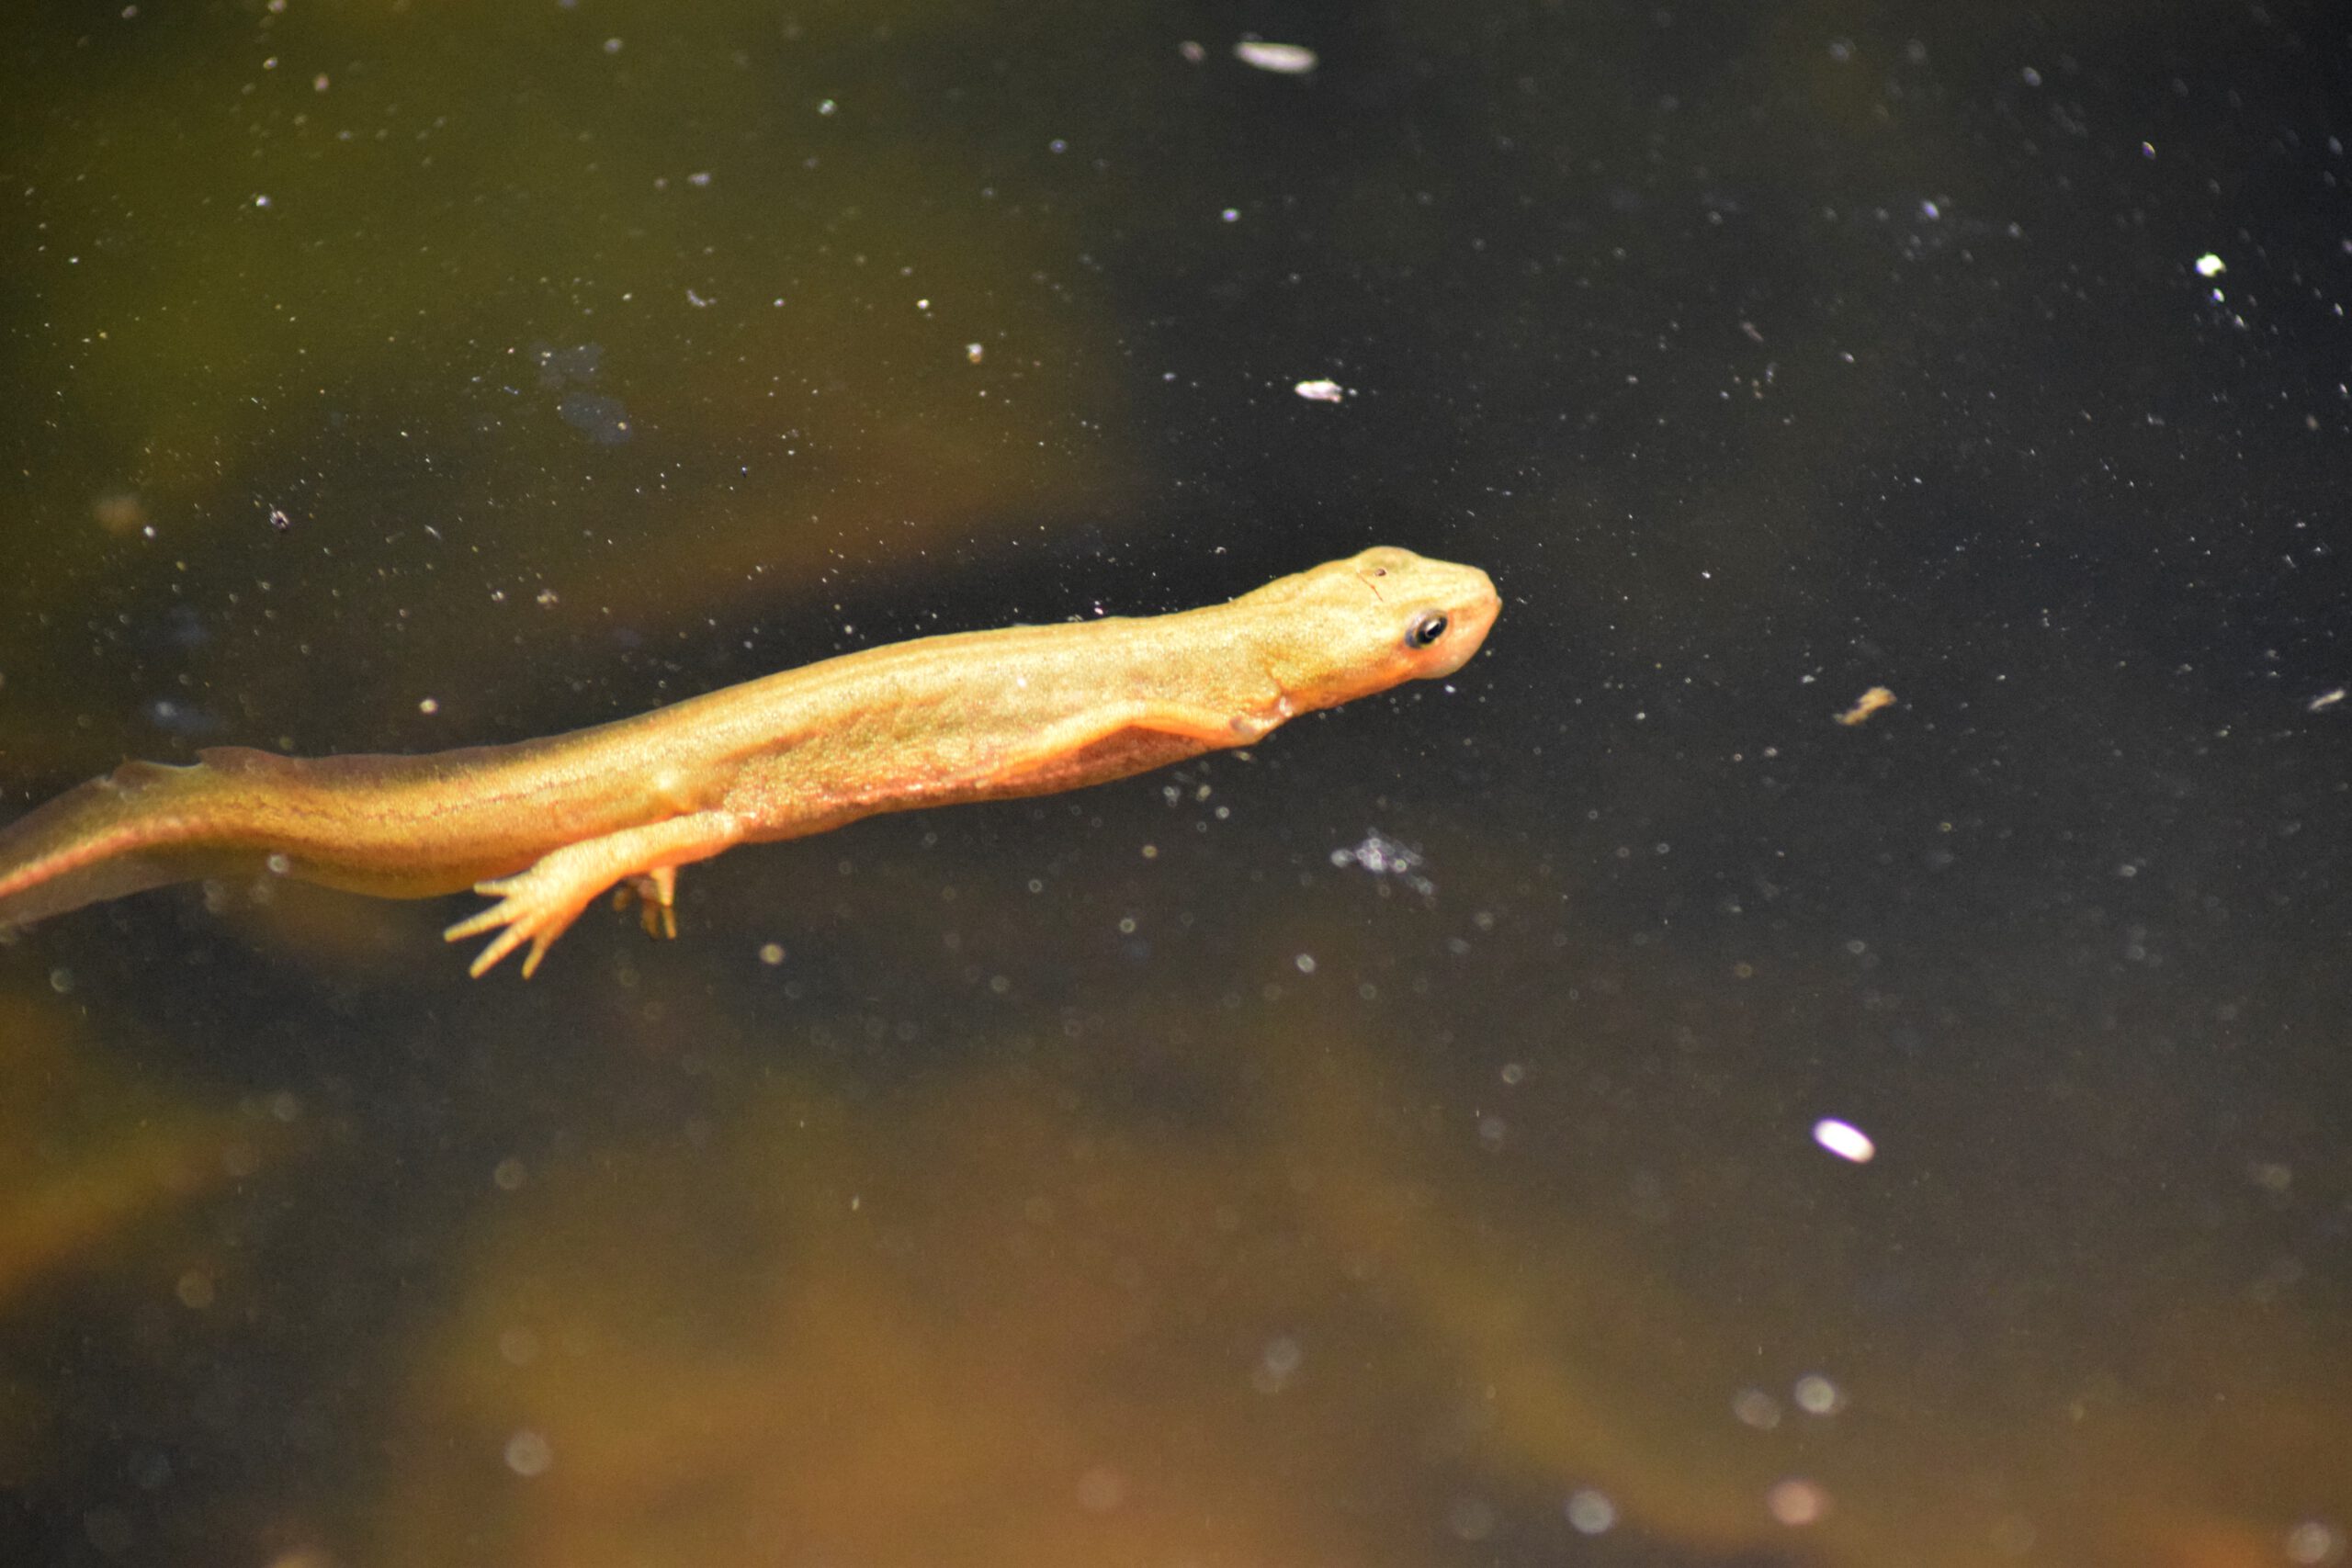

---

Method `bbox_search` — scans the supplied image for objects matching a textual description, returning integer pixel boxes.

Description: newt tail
[0,759,266,929]
[0,744,556,933]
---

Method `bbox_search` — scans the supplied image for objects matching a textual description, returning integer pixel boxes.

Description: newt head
[1242,546,1500,713]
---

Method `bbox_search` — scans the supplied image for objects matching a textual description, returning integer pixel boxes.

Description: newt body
[0,547,1498,975]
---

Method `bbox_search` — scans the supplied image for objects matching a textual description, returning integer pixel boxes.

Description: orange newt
[0,547,1498,976]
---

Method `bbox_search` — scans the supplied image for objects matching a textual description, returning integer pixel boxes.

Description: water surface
[3,3,2347,1565]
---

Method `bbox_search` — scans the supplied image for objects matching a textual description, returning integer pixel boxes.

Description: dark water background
[3,2,2348,1565]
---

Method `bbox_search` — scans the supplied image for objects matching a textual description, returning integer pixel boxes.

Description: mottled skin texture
[0,547,1498,976]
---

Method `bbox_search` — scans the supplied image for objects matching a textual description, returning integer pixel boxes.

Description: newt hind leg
[614,866,680,940]
[445,812,741,978]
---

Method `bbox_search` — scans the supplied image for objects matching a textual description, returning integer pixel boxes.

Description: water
[3,3,2346,1565]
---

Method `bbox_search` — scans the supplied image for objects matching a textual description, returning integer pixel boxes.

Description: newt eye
[1406,612,1450,649]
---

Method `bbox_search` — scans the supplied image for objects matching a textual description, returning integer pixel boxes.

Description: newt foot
[444,874,596,979]
[612,865,680,939]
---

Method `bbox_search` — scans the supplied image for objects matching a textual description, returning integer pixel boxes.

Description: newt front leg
[445,810,746,978]
[978,699,1276,788]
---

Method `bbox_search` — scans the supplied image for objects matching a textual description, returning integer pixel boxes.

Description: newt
[0,547,1498,976]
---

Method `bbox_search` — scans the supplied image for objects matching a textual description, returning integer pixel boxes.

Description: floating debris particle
[2286,1520,2344,1566]
[2194,253,2226,277]
[1564,1489,1617,1535]
[1836,685,1895,726]
[1331,830,1436,897]
[1294,378,1347,402]
[1766,1478,1831,1527]
[2309,687,2345,713]
[1235,39,1318,74]
[1812,1118,1875,1163]
[1792,1372,1846,1414]
[503,1429,552,1477]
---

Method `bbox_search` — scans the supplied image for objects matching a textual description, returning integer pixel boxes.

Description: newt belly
[0,547,1498,976]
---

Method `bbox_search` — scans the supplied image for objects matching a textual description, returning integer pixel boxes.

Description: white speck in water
[1294,953,1316,974]
[1295,378,1347,402]
[1732,1388,1782,1428]
[1330,830,1437,896]
[2195,253,2226,277]
[418,696,439,715]
[1812,1118,1876,1163]
[503,1430,552,1477]
[1792,1373,1844,1415]
[759,942,786,965]
[1250,1335,1303,1393]
[2285,1520,2344,1565]
[1767,1478,1829,1526]
[1220,207,1240,222]
[1565,1489,1617,1534]
[1234,39,1317,73]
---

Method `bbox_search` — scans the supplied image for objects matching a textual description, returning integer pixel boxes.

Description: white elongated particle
[1236,39,1317,74]
[1812,1118,1875,1163]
